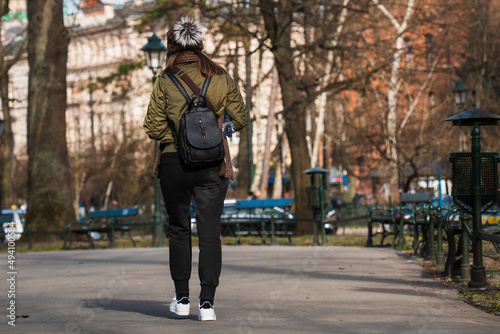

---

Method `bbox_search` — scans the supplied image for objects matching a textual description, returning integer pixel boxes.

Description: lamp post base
[459,263,471,283]
[436,252,445,267]
[468,265,488,288]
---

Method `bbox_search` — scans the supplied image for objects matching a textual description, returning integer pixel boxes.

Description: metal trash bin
[449,152,498,209]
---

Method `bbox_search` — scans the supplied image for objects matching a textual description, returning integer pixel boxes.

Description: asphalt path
[1,246,498,333]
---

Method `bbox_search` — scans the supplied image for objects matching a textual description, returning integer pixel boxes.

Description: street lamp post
[448,79,470,274]
[141,34,167,247]
[445,105,500,287]
[305,167,329,246]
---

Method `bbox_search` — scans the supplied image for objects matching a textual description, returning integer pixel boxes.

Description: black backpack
[165,71,224,167]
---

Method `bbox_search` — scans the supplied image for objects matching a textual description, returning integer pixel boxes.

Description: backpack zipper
[199,119,208,143]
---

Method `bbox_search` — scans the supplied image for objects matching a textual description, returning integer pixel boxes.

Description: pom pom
[172,16,203,48]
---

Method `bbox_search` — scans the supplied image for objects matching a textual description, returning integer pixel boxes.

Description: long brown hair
[163,51,226,77]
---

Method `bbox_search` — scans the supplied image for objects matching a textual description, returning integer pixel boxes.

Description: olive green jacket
[143,62,247,153]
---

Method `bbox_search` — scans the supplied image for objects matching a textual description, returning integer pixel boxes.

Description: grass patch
[459,289,500,316]
[417,241,500,317]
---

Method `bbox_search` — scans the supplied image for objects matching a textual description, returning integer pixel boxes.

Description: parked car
[323,208,339,235]
[1,208,26,242]
[191,199,295,236]
[482,205,500,227]
[431,195,455,209]
[190,198,341,237]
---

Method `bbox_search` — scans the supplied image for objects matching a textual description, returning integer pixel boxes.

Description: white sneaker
[198,301,216,321]
[170,295,190,316]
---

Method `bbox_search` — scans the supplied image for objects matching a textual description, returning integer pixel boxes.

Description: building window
[404,37,413,70]
[429,92,437,117]
[425,33,434,69]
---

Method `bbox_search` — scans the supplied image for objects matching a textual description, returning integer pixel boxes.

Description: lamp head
[141,34,167,71]
[452,79,469,106]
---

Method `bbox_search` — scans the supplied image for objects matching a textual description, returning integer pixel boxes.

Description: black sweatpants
[159,153,228,301]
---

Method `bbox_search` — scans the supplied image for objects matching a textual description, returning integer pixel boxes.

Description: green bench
[443,207,500,278]
[443,207,467,277]
[444,207,500,277]
[367,192,433,249]
[63,207,142,249]
[220,198,294,245]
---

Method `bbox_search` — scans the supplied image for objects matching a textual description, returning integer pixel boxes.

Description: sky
[63,0,138,15]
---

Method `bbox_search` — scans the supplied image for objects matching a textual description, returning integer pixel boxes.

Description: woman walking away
[143,16,247,321]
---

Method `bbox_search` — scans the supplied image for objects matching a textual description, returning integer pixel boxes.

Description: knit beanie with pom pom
[167,16,204,54]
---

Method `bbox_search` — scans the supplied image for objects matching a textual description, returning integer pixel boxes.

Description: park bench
[444,207,500,277]
[443,207,467,277]
[367,192,433,249]
[63,207,142,249]
[401,192,436,256]
[443,206,500,278]
[220,198,294,245]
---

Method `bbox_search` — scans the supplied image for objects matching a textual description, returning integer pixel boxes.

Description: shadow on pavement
[82,298,199,321]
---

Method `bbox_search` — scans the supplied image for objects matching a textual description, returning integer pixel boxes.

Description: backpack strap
[172,67,215,112]
[200,76,211,98]
[165,71,192,105]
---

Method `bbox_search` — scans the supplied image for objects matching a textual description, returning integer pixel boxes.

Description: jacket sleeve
[224,74,247,131]
[143,77,170,141]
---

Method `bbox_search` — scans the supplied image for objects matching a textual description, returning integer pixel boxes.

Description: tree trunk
[232,42,250,198]
[260,67,278,198]
[237,126,250,198]
[250,48,266,195]
[244,39,255,193]
[261,0,313,233]
[0,69,15,209]
[0,0,17,208]
[27,0,74,230]
[284,101,313,233]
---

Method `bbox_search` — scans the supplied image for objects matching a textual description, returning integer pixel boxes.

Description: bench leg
[459,228,471,282]
[66,230,83,250]
[236,222,241,245]
[63,228,69,250]
[427,217,437,262]
[271,219,276,246]
[366,217,374,247]
[260,221,266,245]
[68,232,74,250]
[128,230,136,247]
[87,232,95,249]
[444,229,459,277]
[391,224,398,248]
[419,229,426,256]
[109,228,115,248]
[380,224,387,246]
[396,221,406,248]
[412,224,420,255]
